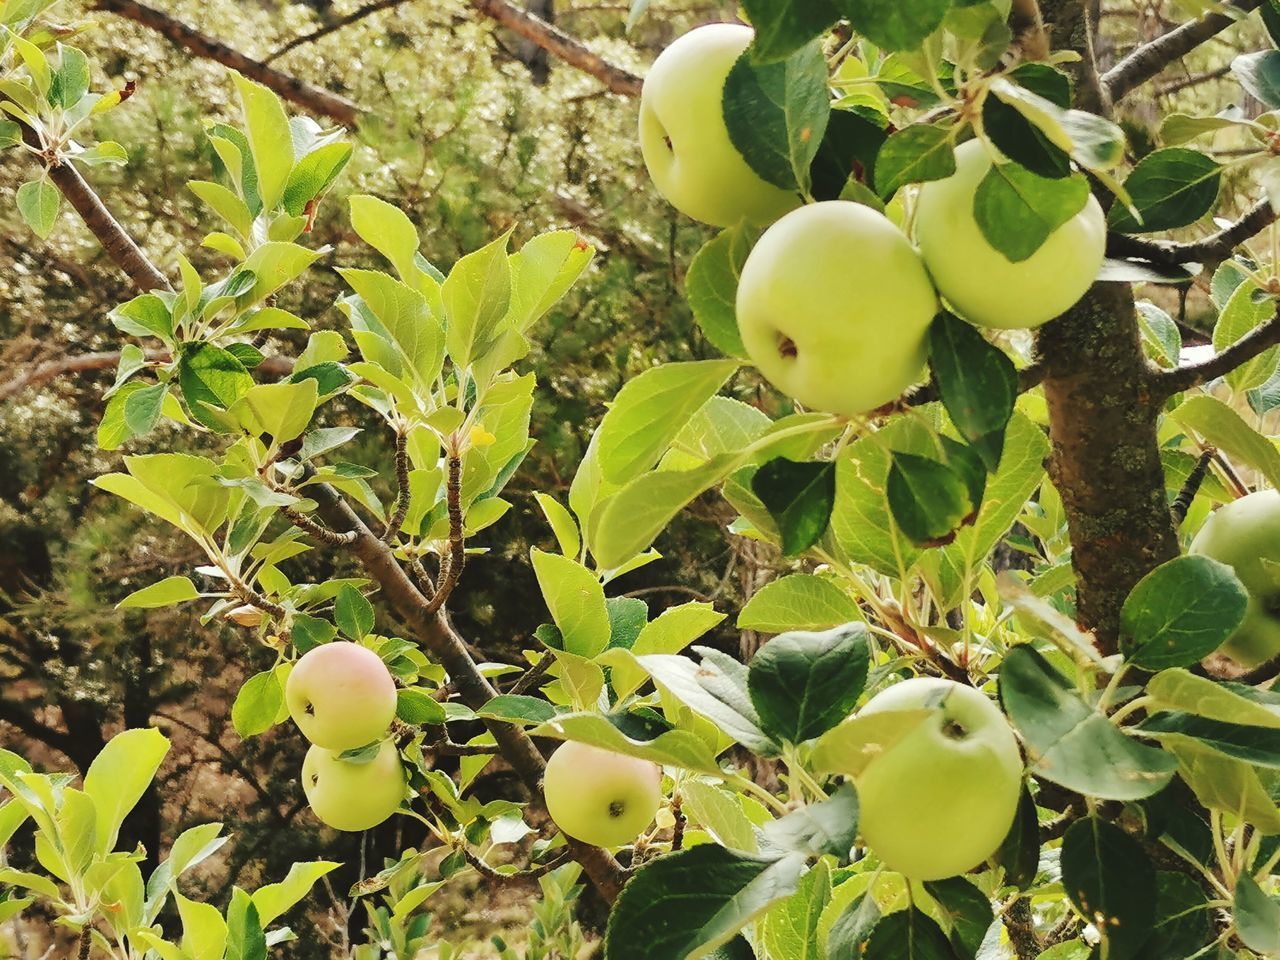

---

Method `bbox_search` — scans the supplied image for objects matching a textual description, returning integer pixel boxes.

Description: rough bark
[1036,0,1181,652]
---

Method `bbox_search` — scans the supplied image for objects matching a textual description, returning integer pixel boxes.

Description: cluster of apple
[639,24,1107,416]
[285,640,407,832]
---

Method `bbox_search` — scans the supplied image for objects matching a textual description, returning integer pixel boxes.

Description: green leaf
[974,163,1089,262]
[339,267,443,388]
[748,624,870,744]
[443,229,513,367]
[533,493,580,557]
[84,727,170,854]
[686,227,755,359]
[862,908,957,959]
[840,0,951,51]
[176,894,227,960]
[603,846,808,960]
[826,894,881,957]
[348,194,429,288]
[982,63,1073,178]
[233,73,294,211]
[923,876,991,958]
[741,0,840,62]
[1061,818,1156,960]
[596,360,739,485]
[761,859,831,960]
[232,671,284,738]
[283,142,351,216]
[396,687,448,725]
[987,77,1126,172]
[530,549,610,658]
[995,787,1041,889]
[477,694,558,725]
[874,124,957,199]
[682,781,759,853]
[887,452,972,545]
[723,40,830,192]
[1119,555,1248,669]
[118,576,200,609]
[334,584,375,639]
[189,180,254,237]
[225,887,267,960]
[761,784,858,859]
[1107,148,1221,233]
[291,614,336,654]
[1162,735,1280,832]
[251,860,339,926]
[1140,712,1280,768]
[751,458,836,557]
[998,646,1176,800]
[228,380,319,447]
[16,178,59,238]
[179,343,254,429]
[110,293,174,342]
[1232,51,1280,110]
[929,310,1016,444]
[1147,668,1280,728]
[532,710,723,774]
[1234,873,1280,955]
[639,650,779,756]
[1213,279,1280,392]
[1170,395,1280,490]
[738,574,861,633]
[506,230,594,332]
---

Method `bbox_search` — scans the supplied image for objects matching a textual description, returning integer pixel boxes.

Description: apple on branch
[1191,490,1280,668]
[914,139,1105,330]
[849,677,1023,881]
[543,741,662,848]
[286,640,398,752]
[302,739,407,832]
[736,200,938,415]
[639,23,800,228]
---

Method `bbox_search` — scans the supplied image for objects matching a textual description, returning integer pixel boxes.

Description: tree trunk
[1035,0,1180,652]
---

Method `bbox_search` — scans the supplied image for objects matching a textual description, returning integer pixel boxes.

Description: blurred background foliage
[0,0,1272,955]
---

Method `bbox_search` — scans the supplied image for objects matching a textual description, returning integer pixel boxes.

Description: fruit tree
[5,0,1280,957]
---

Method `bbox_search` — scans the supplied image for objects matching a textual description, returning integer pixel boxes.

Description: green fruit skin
[543,741,662,848]
[302,740,406,832]
[638,23,799,228]
[915,139,1106,330]
[736,200,938,415]
[854,677,1023,881]
[286,641,398,752]
[1189,490,1280,667]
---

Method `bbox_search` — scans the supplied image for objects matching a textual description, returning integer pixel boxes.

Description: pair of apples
[639,24,1106,415]
[286,641,406,832]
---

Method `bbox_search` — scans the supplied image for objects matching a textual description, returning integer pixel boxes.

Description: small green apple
[1190,490,1280,667]
[736,200,938,414]
[914,139,1105,329]
[543,741,661,848]
[853,677,1023,881]
[302,740,406,832]
[639,23,800,228]
[286,641,397,751]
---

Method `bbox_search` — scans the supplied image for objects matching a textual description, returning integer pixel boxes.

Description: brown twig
[1105,200,1277,267]
[1171,448,1216,525]
[1158,306,1280,396]
[424,453,465,615]
[1101,0,1263,103]
[93,0,364,126]
[283,505,359,546]
[468,0,643,97]
[507,655,553,697]
[460,845,572,883]
[266,0,416,63]
[670,793,686,852]
[78,926,91,960]
[382,429,411,542]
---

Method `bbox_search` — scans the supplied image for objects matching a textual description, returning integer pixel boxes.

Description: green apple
[543,741,661,848]
[286,641,397,751]
[1190,490,1280,667]
[853,677,1023,881]
[302,740,406,832]
[736,200,938,414]
[639,23,799,228]
[914,139,1106,329]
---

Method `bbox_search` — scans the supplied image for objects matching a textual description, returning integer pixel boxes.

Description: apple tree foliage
[6,0,1280,958]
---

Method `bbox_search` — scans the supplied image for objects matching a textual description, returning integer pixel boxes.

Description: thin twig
[1106,200,1277,267]
[1158,306,1280,395]
[460,846,572,883]
[507,655,552,696]
[1171,448,1215,525]
[382,429,411,542]
[424,454,465,615]
[266,0,415,62]
[283,505,359,546]
[78,927,91,960]
[1101,0,1263,103]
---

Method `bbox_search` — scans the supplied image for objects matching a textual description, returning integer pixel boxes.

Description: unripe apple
[1190,490,1280,667]
[543,741,662,848]
[301,740,406,832]
[914,139,1105,329]
[852,677,1023,881]
[639,23,800,228]
[286,641,397,751]
[736,201,938,414]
